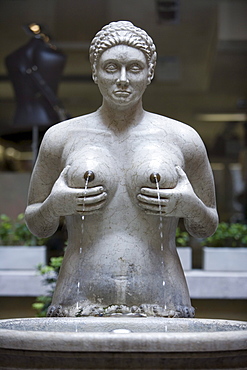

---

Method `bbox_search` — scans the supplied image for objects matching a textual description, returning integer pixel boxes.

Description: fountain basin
[0,317,247,369]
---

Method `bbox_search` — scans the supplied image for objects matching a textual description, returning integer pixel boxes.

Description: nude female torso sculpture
[25,22,218,317]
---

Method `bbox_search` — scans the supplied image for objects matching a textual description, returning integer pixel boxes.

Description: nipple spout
[84,170,95,182]
[150,172,161,183]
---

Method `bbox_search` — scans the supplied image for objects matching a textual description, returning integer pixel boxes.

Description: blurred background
[0,0,246,320]
[0,0,247,222]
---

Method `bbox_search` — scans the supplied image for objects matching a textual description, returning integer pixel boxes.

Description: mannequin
[5,24,68,129]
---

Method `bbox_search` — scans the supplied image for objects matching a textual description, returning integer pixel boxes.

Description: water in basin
[0,317,246,333]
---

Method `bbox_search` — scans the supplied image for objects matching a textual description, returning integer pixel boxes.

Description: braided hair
[89,21,157,83]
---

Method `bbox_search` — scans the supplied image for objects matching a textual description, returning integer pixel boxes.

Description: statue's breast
[61,128,184,204]
[62,130,118,199]
[124,132,184,197]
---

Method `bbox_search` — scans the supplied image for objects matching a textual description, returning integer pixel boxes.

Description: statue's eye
[129,63,143,72]
[105,63,118,73]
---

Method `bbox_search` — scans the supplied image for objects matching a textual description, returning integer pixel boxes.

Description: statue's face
[95,45,150,108]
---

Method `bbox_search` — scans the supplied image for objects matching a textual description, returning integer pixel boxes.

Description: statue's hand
[49,166,107,216]
[137,166,197,217]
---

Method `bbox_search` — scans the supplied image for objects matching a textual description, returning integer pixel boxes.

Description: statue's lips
[114,91,131,97]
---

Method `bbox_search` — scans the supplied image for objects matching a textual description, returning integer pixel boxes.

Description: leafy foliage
[202,222,247,248]
[0,213,47,246]
[176,227,189,247]
[32,256,64,316]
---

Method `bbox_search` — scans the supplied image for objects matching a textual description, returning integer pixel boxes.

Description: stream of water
[153,174,166,291]
[75,172,91,322]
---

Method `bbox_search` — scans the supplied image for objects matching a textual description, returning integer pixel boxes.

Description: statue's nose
[116,67,129,88]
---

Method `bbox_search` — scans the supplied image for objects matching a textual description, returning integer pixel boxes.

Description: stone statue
[25,21,218,318]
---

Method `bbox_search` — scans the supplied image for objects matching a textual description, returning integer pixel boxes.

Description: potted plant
[202,222,247,271]
[0,213,47,270]
[176,227,192,270]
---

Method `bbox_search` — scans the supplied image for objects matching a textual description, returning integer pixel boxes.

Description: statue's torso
[50,114,193,316]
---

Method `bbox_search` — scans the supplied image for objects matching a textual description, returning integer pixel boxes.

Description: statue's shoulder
[147,112,206,158]
[148,112,202,140]
[171,118,202,142]
[43,113,95,144]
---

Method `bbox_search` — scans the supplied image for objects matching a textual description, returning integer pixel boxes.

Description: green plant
[0,213,47,246]
[176,227,189,247]
[32,256,64,316]
[202,222,247,248]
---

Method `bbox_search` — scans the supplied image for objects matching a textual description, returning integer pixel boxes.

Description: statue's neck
[98,100,145,133]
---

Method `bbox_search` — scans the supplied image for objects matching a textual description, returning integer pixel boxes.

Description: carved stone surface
[25,21,218,317]
[0,317,247,369]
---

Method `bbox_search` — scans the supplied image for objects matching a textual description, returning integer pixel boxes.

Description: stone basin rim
[0,317,247,353]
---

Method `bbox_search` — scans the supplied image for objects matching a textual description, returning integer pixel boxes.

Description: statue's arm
[25,130,62,238]
[176,129,218,238]
[183,157,218,238]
